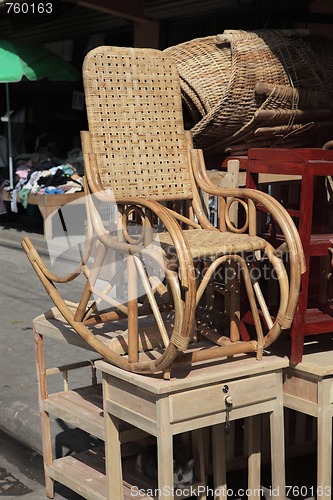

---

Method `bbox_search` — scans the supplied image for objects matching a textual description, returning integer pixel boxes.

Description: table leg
[212,423,227,500]
[192,428,207,500]
[270,373,286,500]
[34,329,54,498]
[156,398,174,500]
[38,205,58,240]
[247,415,261,499]
[103,378,123,500]
[317,379,332,498]
[157,430,174,500]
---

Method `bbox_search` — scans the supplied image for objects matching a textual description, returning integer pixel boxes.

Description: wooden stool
[283,341,333,498]
[96,355,288,500]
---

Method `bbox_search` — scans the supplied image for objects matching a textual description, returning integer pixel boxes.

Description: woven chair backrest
[82,46,193,201]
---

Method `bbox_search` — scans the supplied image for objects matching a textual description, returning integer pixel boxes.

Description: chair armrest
[191,148,306,274]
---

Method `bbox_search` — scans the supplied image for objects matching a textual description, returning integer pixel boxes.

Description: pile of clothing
[11,159,83,212]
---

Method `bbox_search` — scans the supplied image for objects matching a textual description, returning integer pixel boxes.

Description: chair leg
[74,241,108,322]
[127,254,139,363]
[225,261,240,343]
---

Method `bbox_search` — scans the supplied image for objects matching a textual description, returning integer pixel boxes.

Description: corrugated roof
[145,0,254,19]
[0,3,131,44]
[2,0,317,48]
[0,0,255,45]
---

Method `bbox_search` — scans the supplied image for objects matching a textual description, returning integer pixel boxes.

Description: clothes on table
[9,160,83,212]
[0,179,9,215]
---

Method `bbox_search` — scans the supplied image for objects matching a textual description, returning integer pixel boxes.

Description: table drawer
[169,372,276,423]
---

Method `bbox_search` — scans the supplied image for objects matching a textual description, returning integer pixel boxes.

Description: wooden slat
[44,385,147,443]
[33,308,163,352]
[48,454,106,500]
[122,453,204,500]
[49,447,159,500]
[44,386,104,439]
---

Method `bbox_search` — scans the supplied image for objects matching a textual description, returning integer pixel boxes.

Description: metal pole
[5,82,14,190]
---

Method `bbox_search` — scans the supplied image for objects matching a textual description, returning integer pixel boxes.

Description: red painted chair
[238,147,333,363]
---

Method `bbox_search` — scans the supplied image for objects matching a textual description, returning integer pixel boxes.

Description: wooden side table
[283,342,333,498]
[32,307,146,499]
[2,190,85,238]
[96,355,288,500]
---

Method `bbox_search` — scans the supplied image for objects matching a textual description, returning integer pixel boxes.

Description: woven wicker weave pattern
[158,229,266,259]
[83,46,193,201]
[165,30,333,154]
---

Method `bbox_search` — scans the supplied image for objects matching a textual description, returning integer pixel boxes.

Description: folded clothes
[44,187,65,194]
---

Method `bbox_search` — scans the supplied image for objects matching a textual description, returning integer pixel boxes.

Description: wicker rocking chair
[22,46,305,375]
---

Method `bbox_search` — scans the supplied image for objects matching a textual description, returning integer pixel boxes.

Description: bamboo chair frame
[22,47,305,375]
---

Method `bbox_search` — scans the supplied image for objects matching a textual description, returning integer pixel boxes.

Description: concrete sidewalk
[0,215,52,453]
[0,427,84,499]
[0,213,97,499]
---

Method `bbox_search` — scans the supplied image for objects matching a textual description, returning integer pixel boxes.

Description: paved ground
[0,427,85,499]
[0,210,95,498]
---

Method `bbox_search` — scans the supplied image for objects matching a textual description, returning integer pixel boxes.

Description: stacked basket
[164,30,333,155]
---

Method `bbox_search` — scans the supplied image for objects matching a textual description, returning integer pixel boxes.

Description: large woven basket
[164,30,333,155]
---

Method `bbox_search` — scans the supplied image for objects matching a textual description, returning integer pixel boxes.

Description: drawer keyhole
[222,386,233,435]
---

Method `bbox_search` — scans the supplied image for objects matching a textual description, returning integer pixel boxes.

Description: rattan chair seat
[158,229,266,259]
